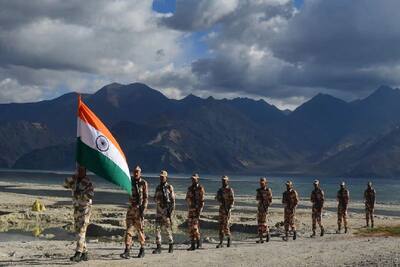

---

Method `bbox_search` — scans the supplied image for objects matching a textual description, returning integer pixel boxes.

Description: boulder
[86,223,124,237]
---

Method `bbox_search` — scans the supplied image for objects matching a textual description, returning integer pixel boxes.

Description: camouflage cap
[260,177,267,183]
[313,179,320,185]
[160,170,168,177]
[191,173,200,180]
[285,180,293,187]
[221,175,229,181]
[134,166,142,172]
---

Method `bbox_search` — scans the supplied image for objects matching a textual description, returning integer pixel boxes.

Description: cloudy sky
[1,0,400,109]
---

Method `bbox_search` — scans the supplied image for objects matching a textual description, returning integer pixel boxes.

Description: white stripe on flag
[77,118,131,180]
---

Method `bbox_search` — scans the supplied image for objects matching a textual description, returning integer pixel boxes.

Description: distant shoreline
[0,167,398,180]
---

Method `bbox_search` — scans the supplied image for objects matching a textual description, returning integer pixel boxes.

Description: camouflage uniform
[282,188,299,235]
[337,187,350,232]
[186,183,205,241]
[64,175,94,253]
[124,177,148,248]
[310,187,325,233]
[364,186,376,227]
[216,186,235,238]
[256,187,272,237]
[154,182,175,245]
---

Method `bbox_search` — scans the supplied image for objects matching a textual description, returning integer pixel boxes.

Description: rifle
[162,184,174,226]
[133,180,144,220]
[192,186,198,210]
[218,189,230,214]
[284,191,293,210]
[261,194,268,213]
[258,188,269,213]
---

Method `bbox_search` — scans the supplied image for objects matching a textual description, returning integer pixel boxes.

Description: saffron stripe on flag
[78,98,126,160]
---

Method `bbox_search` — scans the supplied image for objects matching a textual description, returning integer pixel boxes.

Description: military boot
[227,237,231,247]
[216,236,224,248]
[137,247,145,258]
[196,239,202,249]
[80,252,89,261]
[256,236,264,244]
[152,244,161,254]
[282,231,289,241]
[187,240,196,251]
[266,232,270,242]
[310,230,316,238]
[70,251,82,262]
[120,247,130,259]
[293,231,297,240]
[168,243,174,253]
[344,227,348,234]
[336,226,341,234]
[371,221,374,228]
[320,227,325,237]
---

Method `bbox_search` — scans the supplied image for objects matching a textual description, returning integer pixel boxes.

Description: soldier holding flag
[64,165,94,262]
[73,96,132,262]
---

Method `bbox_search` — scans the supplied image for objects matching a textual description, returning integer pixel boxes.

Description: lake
[0,169,398,204]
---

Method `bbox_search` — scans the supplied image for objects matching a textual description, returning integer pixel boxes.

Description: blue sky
[152,0,210,61]
[152,0,176,13]
[153,0,304,13]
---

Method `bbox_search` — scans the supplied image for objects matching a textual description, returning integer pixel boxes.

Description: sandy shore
[0,181,400,266]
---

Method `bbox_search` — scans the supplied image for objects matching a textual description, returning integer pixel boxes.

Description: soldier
[185,173,205,251]
[120,166,148,259]
[310,180,325,237]
[215,175,235,248]
[63,165,94,262]
[152,170,175,254]
[336,181,350,234]
[364,181,376,228]
[256,177,272,243]
[282,180,299,241]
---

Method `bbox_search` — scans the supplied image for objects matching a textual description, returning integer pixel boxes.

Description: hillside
[1,82,400,176]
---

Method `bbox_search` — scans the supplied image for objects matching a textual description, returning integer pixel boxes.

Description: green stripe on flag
[76,137,132,195]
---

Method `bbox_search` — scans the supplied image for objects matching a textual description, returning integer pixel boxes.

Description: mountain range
[2,82,400,177]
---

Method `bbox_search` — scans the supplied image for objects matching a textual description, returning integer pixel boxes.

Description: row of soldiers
[63,165,376,262]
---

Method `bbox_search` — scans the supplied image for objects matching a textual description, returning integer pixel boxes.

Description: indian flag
[76,96,131,194]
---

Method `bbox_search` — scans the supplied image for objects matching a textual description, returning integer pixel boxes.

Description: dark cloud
[185,0,400,104]
[162,0,239,31]
[268,0,400,96]
[188,0,297,98]
[272,0,400,67]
